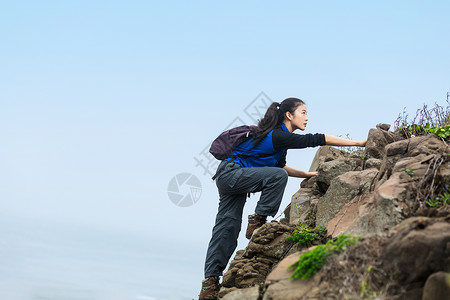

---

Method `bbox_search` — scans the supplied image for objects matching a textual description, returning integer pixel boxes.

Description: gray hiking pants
[204,160,288,278]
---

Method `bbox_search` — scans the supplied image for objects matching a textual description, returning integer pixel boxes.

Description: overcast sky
[1,0,449,297]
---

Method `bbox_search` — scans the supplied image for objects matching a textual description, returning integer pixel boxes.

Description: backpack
[209,125,256,160]
[209,125,277,181]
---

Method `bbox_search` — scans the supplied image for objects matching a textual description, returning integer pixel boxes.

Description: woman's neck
[283,121,294,133]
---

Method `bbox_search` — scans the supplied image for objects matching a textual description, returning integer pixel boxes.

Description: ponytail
[252,98,305,146]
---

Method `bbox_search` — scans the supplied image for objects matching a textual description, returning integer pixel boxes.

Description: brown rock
[290,188,321,225]
[220,286,260,300]
[308,146,349,172]
[365,158,382,170]
[244,222,294,259]
[376,123,391,131]
[354,172,410,234]
[326,194,373,238]
[263,249,320,300]
[391,154,433,177]
[386,139,409,157]
[265,251,305,283]
[422,272,450,300]
[381,217,450,285]
[299,175,317,189]
[407,135,447,157]
[366,128,389,159]
[222,252,274,288]
[316,168,378,228]
[222,222,296,289]
[316,157,363,192]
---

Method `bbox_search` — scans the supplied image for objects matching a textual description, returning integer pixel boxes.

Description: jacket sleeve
[272,130,326,151]
[275,151,287,168]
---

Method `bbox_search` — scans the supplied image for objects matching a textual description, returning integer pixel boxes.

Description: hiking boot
[198,276,220,300]
[245,213,267,239]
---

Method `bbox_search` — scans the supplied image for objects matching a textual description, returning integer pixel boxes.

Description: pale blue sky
[1,1,449,298]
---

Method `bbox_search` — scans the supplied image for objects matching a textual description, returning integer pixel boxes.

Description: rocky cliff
[219,124,450,300]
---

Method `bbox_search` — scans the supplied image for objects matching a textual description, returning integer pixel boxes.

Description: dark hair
[252,97,306,146]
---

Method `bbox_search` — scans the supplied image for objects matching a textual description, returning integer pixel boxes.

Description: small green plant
[405,169,415,175]
[286,222,325,247]
[398,122,432,137]
[426,189,449,207]
[289,234,360,280]
[429,125,450,139]
[360,266,377,299]
[426,197,441,207]
[394,98,450,139]
[397,123,450,140]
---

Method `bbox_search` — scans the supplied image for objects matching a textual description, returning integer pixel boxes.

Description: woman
[199,98,367,300]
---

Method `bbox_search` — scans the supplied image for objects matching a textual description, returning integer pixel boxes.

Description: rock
[281,204,291,224]
[375,136,447,191]
[375,135,448,188]
[391,154,434,178]
[365,126,402,159]
[407,135,447,157]
[316,157,363,192]
[353,172,410,234]
[308,146,349,172]
[222,222,295,289]
[263,250,320,300]
[218,287,238,299]
[374,139,411,190]
[326,194,373,238]
[316,168,378,228]
[438,160,450,186]
[365,128,389,159]
[422,272,450,300]
[365,158,382,170]
[374,140,409,189]
[361,153,441,233]
[244,222,294,259]
[265,251,306,283]
[299,175,317,189]
[222,251,274,288]
[376,123,391,131]
[396,288,423,300]
[386,139,409,156]
[220,286,260,300]
[380,217,450,285]
[289,188,321,225]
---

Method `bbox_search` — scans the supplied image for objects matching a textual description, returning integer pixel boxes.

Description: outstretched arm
[325,134,367,147]
[283,165,317,178]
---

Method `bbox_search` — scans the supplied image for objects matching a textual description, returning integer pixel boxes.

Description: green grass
[286,222,325,247]
[398,123,450,139]
[289,234,360,280]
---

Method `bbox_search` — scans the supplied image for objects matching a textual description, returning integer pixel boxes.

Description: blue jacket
[225,123,290,168]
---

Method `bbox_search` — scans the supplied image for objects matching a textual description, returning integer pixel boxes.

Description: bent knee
[275,168,288,182]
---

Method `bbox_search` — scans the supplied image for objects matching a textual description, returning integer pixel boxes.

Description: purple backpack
[209,125,256,160]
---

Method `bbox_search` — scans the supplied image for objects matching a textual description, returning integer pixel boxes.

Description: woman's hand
[305,171,318,178]
[325,134,368,147]
[358,137,368,147]
[283,166,318,178]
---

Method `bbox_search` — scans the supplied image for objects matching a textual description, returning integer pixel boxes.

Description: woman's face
[288,104,308,131]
